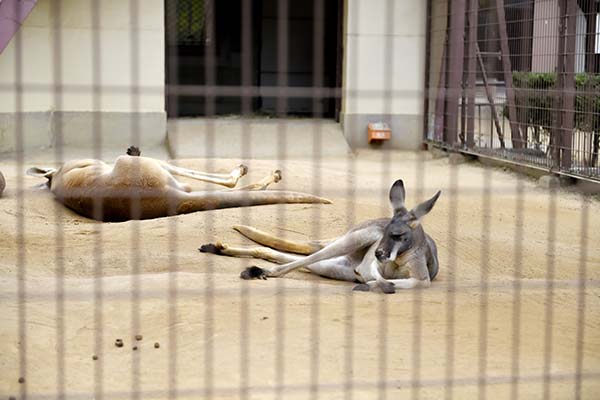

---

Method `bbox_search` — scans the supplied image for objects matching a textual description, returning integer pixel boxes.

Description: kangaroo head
[26,167,58,188]
[375,179,441,263]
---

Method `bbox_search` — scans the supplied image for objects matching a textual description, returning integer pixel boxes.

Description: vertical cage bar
[203,0,217,398]
[14,5,27,400]
[344,1,357,399]
[239,2,253,399]
[50,1,66,399]
[90,1,105,399]
[275,1,289,399]
[310,0,325,398]
[445,0,466,146]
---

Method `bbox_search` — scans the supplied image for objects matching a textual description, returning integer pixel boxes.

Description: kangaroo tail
[176,190,331,217]
[232,224,331,255]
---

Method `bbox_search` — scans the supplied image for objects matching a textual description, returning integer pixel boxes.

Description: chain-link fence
[426,0,600,181]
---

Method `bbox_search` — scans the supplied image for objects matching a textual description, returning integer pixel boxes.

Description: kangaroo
[26,147,331,222]
[200,180,441,293]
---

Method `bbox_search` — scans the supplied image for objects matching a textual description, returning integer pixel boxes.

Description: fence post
[465,0,478,149]
[561,0,577,170]
[476,44,506,149]
[444,0,466,146]
[495,0,522,149]
[552,0,568,168]
[434,40,448,142]
[584,0,597,73]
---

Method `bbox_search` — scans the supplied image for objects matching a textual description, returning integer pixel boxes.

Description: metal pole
[444,0,466,146]
[552,0,568,167]
[434,40,448,142]
[496,0,522,148]
[466,0,478,148]
[477,43,506,149]
[561,0,577,169]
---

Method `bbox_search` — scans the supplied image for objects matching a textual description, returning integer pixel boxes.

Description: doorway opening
[165,0,343,119]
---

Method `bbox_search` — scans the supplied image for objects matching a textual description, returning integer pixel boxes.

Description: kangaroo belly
[61,195,173,221]
[52,157,175,221]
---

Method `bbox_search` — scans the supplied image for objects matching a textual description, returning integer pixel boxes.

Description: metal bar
[444,0,466,146]
[476,43,505,149]
[552,0,568,168]
[434,39,448,142]
[584,0,597,73]
[561,0,578,170]
[466,0,478,148]
[423,0,433,142]
[495,0,522,149]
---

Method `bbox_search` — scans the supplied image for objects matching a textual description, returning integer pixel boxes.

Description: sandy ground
[0,149,599,399]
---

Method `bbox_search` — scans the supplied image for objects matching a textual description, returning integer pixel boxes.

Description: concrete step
[167,117,353,160]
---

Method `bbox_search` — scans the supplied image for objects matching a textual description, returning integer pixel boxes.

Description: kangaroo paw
[237,164,249,177]
[378,280,396,294]
[352,283,371,292]
[240,266,268,280]
[126,146,141,156]
[273,170,282,182]
[199,242,225,255]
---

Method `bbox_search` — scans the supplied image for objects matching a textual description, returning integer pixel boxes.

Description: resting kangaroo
[200,180,441,293]
[26,147,330,222]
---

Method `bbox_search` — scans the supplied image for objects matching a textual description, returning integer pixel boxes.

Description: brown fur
[28,155,331,222]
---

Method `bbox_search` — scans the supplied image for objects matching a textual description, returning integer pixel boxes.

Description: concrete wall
[532,0,586,73]
[341,0,427,149]
[0,0,165,153]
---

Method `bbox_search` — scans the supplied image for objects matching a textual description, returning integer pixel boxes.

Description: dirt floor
[0,149,599,399]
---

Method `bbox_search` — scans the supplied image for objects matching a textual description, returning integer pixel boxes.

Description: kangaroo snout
[375,248,387,261]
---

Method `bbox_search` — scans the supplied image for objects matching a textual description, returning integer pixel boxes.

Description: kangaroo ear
[410,190,441,220]
[389,179,407,214]
[26,167,56,179]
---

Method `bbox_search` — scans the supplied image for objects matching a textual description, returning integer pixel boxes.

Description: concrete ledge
[0,111,167,154]
[167,117,353,159]
[341,112,424,150]
[0,111,52,152]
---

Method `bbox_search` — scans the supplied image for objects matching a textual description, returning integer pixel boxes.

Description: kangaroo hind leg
[242,226,382,279]
[230,170,282,191]
[199,242,302,264]
[233,225,331,255]
[162,162,248,188]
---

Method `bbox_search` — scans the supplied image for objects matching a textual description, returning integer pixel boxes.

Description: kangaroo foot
[233,164,249,178]
[240,266,268,280]
[378,280,396,294]
[272,169,282,183]
[352,283,370,292]
[126,146,141,156]
[199,242,226,255]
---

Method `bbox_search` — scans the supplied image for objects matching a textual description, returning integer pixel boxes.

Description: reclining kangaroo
[26,147,330,222]
[200,180,441,293]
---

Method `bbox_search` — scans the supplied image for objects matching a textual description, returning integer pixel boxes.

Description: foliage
[506,72,600,133]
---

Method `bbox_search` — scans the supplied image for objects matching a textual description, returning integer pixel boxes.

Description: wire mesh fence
[426,0,600,181]
[0,0,598,400]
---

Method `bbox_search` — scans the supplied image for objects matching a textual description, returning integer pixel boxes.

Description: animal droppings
[92,355,98,361]
[132,346,138,351]
[115,339,124,348]
[154,342,160,349]
[18,377,25,384]
[135,334,143,341]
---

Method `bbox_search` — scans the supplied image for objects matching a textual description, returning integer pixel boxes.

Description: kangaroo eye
[391,234,402,241]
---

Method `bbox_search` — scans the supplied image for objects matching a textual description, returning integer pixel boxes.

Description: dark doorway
[165,0,343,118]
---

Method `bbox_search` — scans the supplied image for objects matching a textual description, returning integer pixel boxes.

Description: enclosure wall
[341,0,428,150]
[0,0,166,152]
